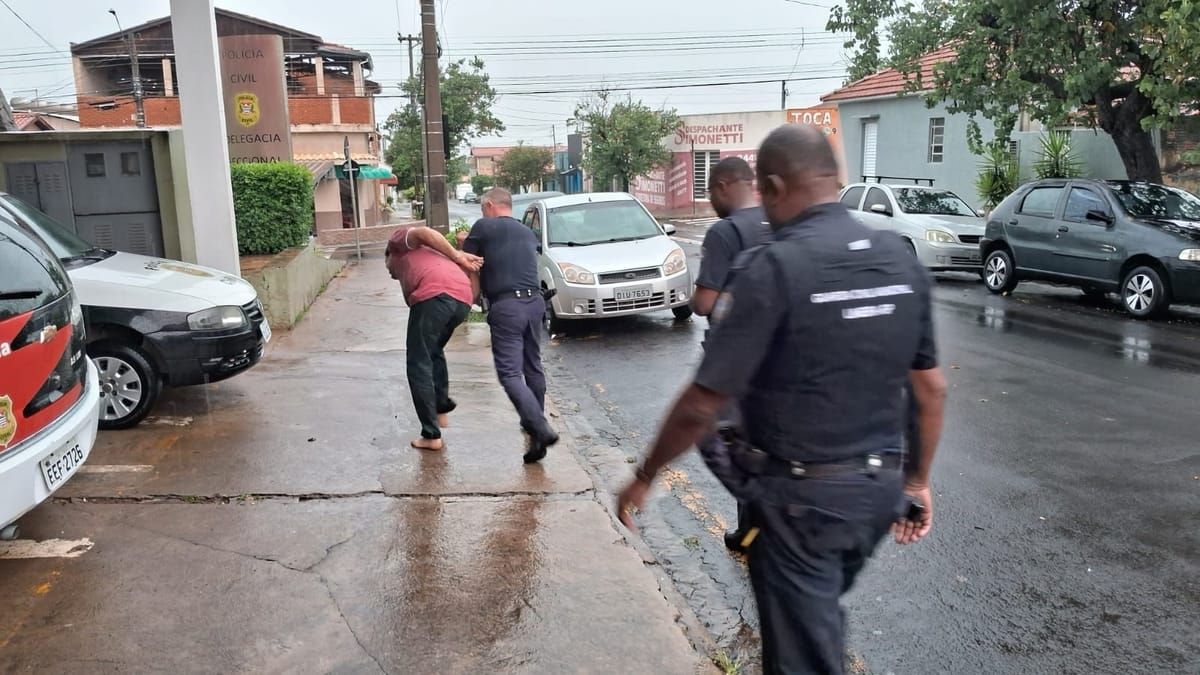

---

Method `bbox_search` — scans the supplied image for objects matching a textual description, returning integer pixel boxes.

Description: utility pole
[397,33,427,206]
[551,124,557,191]
[110,10,145,128]
[781,80,788,110]
[420,0,448,232]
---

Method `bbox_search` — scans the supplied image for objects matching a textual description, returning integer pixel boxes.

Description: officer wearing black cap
[691,156,771,552]
[619,124,948,674]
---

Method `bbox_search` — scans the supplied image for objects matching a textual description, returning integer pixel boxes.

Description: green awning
[335,164,394,180]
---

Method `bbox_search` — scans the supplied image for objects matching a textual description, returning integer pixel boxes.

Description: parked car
[0,194,270,429]
[0,206,100,537]
[462,192,478,203]
[512,190,564,219]
[980,179,1200,318]
[839,183,986,272]
[517,192,691,331]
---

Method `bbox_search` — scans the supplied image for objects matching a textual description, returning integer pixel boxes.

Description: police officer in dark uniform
[691,157,771,552]
[463,188,559,463]
[618,125,948,674]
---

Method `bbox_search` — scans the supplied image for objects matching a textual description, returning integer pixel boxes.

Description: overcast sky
[1,0,850,148]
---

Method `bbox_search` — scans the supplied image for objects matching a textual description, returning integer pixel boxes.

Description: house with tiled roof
[820,50,1132,208]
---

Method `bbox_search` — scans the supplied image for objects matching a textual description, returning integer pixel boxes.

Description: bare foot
[438,413,450,428]
[411,437,444,451]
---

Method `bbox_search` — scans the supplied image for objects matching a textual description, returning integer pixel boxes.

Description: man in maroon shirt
[386,225,483,450]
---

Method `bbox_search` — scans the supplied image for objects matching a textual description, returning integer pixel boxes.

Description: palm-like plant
[1033,131,1083,179]
[976,144,1020,209]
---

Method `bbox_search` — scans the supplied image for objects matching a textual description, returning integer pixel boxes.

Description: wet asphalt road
[545,221,1200,674]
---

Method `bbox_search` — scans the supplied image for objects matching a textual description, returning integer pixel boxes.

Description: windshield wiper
[599,235,652,244]
[62,247,111,262]
[0,288,43,300]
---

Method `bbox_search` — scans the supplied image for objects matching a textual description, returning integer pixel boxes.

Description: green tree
[495,144,554,191]
[831,0,1200,182]
[383,57,504,191]
[975,143,1020,209]
[572,91,680,191]
[470,174,492,194]
[1033,131,1084,180]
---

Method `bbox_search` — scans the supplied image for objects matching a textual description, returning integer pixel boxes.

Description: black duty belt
[733,446,902,479]
[488,289,540,303]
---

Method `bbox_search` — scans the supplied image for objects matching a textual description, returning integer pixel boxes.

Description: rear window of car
[1019,186,1064,217]
[840,186,865,210]
[0,219,71,320]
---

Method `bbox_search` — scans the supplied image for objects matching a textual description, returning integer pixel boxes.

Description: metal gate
[65,141,164,257]
[4,161,76,230]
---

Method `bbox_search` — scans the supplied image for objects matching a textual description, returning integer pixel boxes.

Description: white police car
[0,193,269,429]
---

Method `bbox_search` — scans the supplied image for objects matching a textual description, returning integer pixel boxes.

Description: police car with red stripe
[0,205,100,538]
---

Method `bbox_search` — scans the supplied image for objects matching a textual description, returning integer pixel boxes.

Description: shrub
[444,217,472,248]
[1033,131,1083,180]
[230,163,313,255]
[975,144,1020,209]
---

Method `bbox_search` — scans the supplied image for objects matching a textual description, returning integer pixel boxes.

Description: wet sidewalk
[0,259,709,673]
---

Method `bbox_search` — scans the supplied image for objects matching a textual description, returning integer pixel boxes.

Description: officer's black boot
[724,501,753,553]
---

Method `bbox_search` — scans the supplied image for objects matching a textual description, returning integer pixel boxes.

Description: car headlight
[662,248,687,276]
[187,305,247,330]
[925,229,956,243]
[557,262,595,285]
[1180,249,1200,262]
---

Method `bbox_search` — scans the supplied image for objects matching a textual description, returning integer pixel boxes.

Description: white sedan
[839,183,986,272]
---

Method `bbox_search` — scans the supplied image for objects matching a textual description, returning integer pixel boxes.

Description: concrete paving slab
[1,497,704,674]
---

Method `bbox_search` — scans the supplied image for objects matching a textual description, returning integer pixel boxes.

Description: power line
[0,0,61,53]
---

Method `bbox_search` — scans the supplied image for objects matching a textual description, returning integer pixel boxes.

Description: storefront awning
[335,164,394,180]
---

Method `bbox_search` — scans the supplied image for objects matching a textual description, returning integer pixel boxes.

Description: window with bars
[928,117,945,163]
[692,150,720,199]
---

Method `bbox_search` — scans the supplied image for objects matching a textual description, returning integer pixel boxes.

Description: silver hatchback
[516,193,693,330]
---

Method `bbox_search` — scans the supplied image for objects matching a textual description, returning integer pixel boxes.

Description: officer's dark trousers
[748,465,903,675]
[406,293,470,439]
[486,296,552,440]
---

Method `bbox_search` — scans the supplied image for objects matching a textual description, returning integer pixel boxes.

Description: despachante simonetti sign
[219,34,292,163]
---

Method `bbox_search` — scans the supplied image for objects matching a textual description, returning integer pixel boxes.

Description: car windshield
[894,189,977,216]
[1106,182,1200,221]
[547,200,661,246]
[0,195,96,259]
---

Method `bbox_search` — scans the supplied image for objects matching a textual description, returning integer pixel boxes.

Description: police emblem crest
[0,395,16,448]
[234,93,260,127]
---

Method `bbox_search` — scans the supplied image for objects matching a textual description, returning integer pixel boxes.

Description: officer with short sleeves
[690,156,771,552]
[618,124,948,674]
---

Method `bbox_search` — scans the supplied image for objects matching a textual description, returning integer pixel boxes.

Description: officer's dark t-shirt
[696,202,937,461]
[462,216,540,299]
[695,206,770,291]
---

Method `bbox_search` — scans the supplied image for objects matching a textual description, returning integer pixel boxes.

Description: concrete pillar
[169,0,240,275]
[352,60,364,97]
[162,58,174,97]
[314,56,325,95]
[331,94,341,125]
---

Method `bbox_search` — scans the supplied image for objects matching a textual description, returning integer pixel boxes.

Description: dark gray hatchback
[980,179,1200,318]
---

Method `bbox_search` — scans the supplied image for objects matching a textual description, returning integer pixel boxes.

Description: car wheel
[90,342,161,429]
[983,249,1018,295]
[672,306,693,322]
[1121,266,1170,319]
[544,299,565,335]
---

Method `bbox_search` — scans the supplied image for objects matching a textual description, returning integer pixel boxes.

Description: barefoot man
[386,225,483,450]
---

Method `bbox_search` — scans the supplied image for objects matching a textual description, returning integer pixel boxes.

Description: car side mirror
[663,223,677,236]
[1085,209,1114,225]
[869,203,893,217]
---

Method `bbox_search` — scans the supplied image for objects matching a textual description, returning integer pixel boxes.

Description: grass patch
[713,650,741,674]
[466,310,487,323]
[682,535,701,551]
